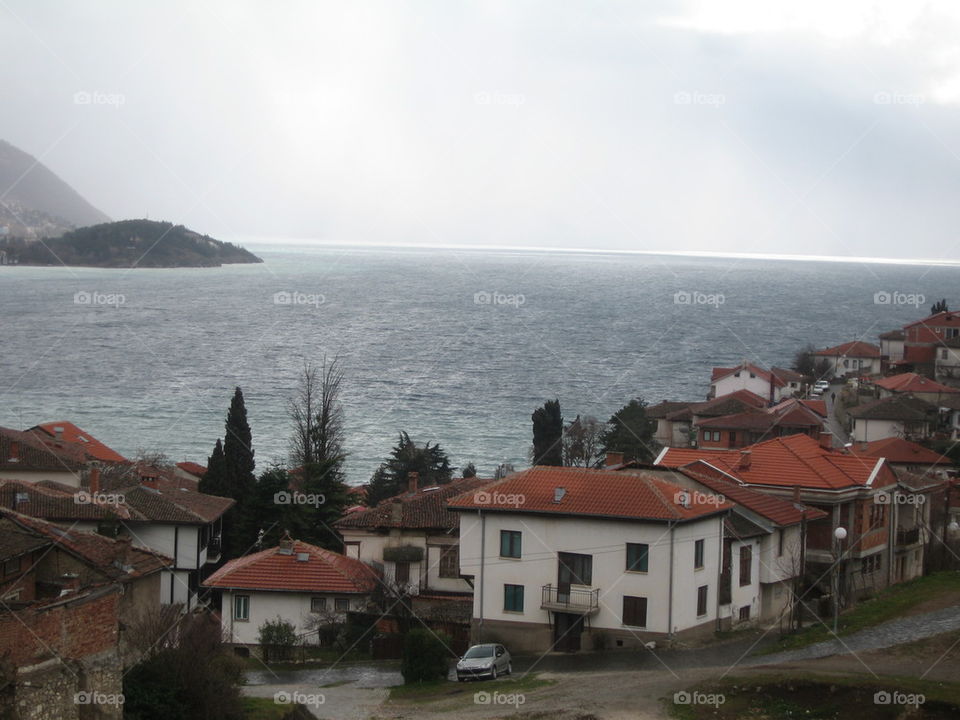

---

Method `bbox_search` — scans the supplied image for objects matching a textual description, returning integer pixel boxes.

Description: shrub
[400,628,452,684]
[258,616,298,663]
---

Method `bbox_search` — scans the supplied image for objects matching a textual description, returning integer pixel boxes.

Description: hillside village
[2,309,960,719]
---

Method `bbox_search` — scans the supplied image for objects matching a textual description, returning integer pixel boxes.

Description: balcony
[541,585,600,614]
[897,527,921,546]
[205,536,222,563]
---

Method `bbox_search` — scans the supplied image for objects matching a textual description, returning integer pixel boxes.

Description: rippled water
[2,244,956,484]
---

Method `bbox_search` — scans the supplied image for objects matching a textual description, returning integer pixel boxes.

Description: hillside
[0,219,262,268]
[0,139,109,236]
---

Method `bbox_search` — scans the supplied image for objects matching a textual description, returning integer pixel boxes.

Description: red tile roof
[848,437,950,466]
[903,311,960,329]
[771,367,806,383]
[657,434,897,491]
[175,462,207,478]
[800,399,827,417]
[0,426,86,473]
[447,466,734,522]
[203,539,379,594]
[666,390,768,422]
[31,422,128,464]
[874,373,960,395]
[335,477,494,530]
[813,341,880,359]
[710,363,785,388]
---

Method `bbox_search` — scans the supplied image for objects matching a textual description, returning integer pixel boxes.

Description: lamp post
[833,526,847,635]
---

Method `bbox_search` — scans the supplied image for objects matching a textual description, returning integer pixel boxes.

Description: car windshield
[464,646,495,659]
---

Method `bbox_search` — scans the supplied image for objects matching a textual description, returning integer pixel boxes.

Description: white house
[0,426,87,487]
[204,533,379,646]
[709,362,784,403]
[846,395,937,443]
[879,330,905,369]
[449,466,740,653]
[812,341,882,379]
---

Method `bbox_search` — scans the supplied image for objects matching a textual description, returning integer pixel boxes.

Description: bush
[400,628,452,684]
[258,616,298,663]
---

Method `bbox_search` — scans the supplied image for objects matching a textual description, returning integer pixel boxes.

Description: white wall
[134,524,202,569]
[459,511,728,635]
[852,418,903,442]
[713,373,770,401]
[221,589,367,645]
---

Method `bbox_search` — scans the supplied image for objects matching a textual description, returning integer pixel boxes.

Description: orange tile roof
[447,466,733,522]
[874,373,960,395]
[657,434,897,491]
[710,363,785,388]
[203,540,379,594]
[32,421,128,463]
[175,461,207,478]
[848,437,950,466]
[903,311,960,329]
[813,341,880,359]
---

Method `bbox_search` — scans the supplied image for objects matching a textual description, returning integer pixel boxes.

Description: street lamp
[833,526,847,635]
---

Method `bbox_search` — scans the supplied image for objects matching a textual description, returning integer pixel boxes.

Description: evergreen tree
[218,387,257,559]
[600,398,659,463]
[931,298,949,315]
[365,432,453,507]
[199,438,227,496]
[531,399,563,466]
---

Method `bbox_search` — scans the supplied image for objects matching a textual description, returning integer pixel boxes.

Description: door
[553,613,583,652]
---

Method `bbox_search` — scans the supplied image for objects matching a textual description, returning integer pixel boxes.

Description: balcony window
[500,530,522,559]
[558,552,592,585]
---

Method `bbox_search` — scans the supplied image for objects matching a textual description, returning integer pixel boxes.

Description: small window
[500,530,522,559]
[777,530,784,557]
[622,595,647,627]
[626,543,649,573]
[438,545,459,578]
[696,585,708,616]
[334,597,349,611]
[739,605,750,621]
[739,545,752,587]
[395,561,410,584]
[311,597,327,612]
[943,349,949,360]
[234,594,250,621]
[694,539,705,570]
[504,584,524,612]
[3,557,20,577]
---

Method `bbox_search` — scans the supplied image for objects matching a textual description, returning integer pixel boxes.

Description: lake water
[1,243,956,484]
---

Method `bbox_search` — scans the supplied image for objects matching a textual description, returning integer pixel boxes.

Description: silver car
[456,643,512,681]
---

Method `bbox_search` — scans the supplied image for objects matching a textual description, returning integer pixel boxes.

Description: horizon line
[234,236,960,268]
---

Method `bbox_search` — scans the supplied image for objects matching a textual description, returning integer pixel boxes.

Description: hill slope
[0,139,109,235]
[0,219,262,268]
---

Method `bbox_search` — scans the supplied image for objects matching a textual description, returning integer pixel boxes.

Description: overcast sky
[3,1,960,259]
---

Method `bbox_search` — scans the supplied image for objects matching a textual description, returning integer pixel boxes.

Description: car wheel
[491,665,497,680]
[506,662,512,675]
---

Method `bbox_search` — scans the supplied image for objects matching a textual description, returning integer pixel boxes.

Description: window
[558,552,593,585]
[438,545,459,578]
[696,585,708,616]
[739,605,750,621]
[739,545,752,586]
[500,530,522,558]
[395,561,410,584]
[622,595,648,627]
[503,584,524,612]
[3,557,20,577]
[311,597,327,612]
[234,594,250,621]
[335,597,350,611]
[626,543,649,573]
[777,530,784,557]
[869,503,886,530]
[694,539,705,570]
[943,348,949,360]
[861,555,881,575]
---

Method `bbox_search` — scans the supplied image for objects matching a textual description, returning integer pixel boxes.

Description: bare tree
[289,356,346,468]
[563,415,606,468]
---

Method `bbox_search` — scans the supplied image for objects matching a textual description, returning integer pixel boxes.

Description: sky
[3,0,960,260]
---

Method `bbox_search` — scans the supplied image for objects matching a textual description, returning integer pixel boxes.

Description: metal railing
[541,584,600,612]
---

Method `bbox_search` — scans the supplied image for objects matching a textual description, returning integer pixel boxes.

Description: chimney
[739,449,752,471]
[390,497,403,523]
[278,531,294,554]
[407,471,419,493]
[89,466,101,494]
[605,451,625,467]
[792,485,801,502]
[819,432,833,451]
[139,469,158,489]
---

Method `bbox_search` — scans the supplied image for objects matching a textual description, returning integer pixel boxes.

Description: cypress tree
[532,399,563,466]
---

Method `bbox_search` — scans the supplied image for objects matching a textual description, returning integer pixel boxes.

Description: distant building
[812,341,881,379]
[846,395,938,443]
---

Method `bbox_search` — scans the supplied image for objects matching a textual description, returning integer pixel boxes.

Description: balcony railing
[541,585,600,614]
[206,536,222,562]
[897,527,921,546]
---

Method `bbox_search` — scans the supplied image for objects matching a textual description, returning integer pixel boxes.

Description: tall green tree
[365,432,453,507]
[531,399,563,466]
[199,438,227,496]
[218,387,257,559]
[600,398,659,463]
[931,298,949,314]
